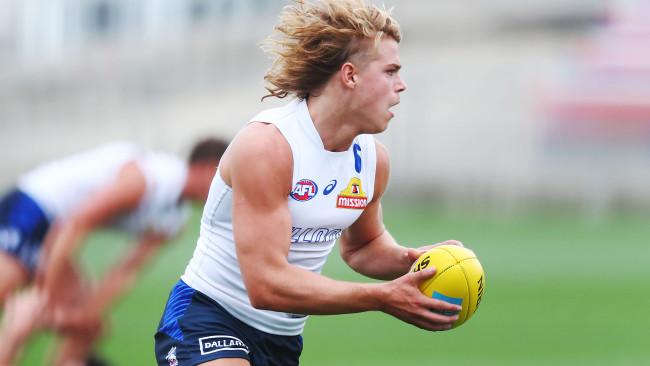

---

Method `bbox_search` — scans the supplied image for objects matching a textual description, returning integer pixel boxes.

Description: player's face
[353,37,406,133]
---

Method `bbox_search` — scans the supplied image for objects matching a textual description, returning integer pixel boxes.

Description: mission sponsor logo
[336,177,367,209]
[199,335,250,355]
[290,179,318,201]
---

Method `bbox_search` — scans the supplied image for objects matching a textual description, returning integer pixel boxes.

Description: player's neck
[306,94,360,152]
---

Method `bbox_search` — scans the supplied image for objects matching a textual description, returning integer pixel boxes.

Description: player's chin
[381,114,394,130]
[366,114,392,134]
[372,122,390,134]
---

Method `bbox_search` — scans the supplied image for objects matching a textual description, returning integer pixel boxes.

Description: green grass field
[19,203,650,365]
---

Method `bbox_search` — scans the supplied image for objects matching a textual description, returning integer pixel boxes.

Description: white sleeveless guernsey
[182,99,377,335]
[17,142,189,238]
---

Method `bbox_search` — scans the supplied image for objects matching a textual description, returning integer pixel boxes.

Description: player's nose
[396,74,407,93]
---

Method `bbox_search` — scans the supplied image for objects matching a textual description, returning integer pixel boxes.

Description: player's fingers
[406,247,423,262]
[410,310,458,331]
[424,297,462,315]
[408,240,465,262]
[421,304,459,323]
[411,267,436,285]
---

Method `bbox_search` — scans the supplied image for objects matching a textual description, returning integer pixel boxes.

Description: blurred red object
[541,0,650,144]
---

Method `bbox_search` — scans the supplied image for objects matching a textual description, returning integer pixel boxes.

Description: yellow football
[410,244,485,329]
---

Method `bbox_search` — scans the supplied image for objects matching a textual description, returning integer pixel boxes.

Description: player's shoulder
[231,122,290,160]
[222,122,292,183]
[373,138,389,170]
[249,99,301,124]
[369,138,390,197]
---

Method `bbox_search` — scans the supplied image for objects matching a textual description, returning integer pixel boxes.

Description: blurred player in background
[154,1,462,365]
[0,137,228,366]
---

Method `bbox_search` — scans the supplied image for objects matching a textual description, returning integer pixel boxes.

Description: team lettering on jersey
[291,226,342,243]
[336,177,367,209]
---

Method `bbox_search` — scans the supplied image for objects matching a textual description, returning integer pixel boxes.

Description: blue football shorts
[154,280,303,366]
[0,189,50,274]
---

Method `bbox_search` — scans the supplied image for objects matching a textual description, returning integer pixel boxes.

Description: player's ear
[340,62,357,89]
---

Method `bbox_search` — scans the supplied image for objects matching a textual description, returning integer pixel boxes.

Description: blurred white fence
[4,0,650,214]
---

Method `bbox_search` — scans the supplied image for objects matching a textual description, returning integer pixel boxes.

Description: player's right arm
[221,123,459,331]
[38,162,146,307]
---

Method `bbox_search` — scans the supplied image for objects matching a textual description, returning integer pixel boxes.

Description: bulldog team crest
[336,177,367,209]
[165,346,178,366]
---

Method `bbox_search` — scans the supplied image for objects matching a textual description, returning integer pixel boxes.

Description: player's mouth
[388,101,400,118]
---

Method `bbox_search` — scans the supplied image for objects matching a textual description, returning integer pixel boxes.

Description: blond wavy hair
[262,0,401,100]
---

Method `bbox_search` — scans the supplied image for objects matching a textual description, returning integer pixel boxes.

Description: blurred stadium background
[1,0,649,365]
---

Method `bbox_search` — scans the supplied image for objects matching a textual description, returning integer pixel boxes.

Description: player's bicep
[340,197,385,252]
[231,185,292,261]
[228,124,293,289]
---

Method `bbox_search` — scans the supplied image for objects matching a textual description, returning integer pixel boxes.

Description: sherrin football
[410,244,485,329]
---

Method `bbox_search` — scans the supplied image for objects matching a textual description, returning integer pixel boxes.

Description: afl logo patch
[291,179,318,201]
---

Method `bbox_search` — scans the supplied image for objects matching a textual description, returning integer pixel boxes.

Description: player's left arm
[339,140,461,280]
[89,233,167,313]
[339,140,411,280]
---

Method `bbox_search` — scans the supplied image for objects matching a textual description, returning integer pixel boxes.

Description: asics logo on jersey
[199,335,250,355]
[290,179,318,201]
[323,180,337,195]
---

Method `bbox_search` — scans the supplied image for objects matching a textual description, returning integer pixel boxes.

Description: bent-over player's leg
[53,329,103,366]
[0,288,47,365]
[0,252,29,306]
[49,264,100,365]
[0,188,51,306]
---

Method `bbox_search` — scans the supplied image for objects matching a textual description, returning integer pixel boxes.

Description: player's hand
[51,304,103,338]
[379,267,461,331]
[0,289,48,342]
[49,280,103,337]
[39,258,83,309]
[405,240,464,264]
